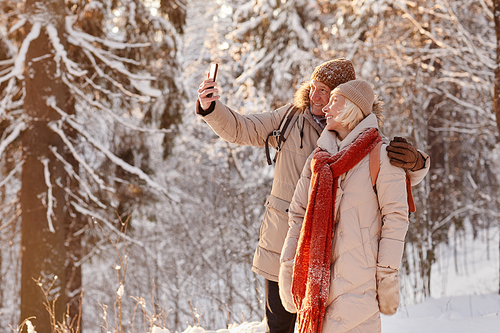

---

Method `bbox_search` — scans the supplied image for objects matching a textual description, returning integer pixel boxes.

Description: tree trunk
[20,0,72,330]
[495,0,500,135]
[494,0,500,294]
[0,182,4,322]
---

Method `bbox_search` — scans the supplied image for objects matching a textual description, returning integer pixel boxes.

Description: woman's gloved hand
[376,266,400,315]
[279,261,297,313]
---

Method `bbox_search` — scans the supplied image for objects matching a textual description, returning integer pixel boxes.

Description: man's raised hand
[197,78,219,111]
[387,137,426,171]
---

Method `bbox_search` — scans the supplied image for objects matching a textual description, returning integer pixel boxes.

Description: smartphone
[207,63,218,97]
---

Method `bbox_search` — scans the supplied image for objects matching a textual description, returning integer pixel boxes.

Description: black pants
[265,279,297,333]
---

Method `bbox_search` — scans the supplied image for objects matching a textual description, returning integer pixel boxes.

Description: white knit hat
[331,80,374,116]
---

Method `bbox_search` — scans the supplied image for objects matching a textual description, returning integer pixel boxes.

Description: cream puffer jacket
[197,99,430,283]
[279,114,411,332]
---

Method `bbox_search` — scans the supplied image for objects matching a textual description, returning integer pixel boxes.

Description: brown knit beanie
[332,80,374,116]
[310,58,356,90]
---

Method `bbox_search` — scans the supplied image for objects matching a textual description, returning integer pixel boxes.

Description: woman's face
[323,94,347,132]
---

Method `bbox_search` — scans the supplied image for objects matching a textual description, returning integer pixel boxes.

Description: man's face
[309,80,331,116]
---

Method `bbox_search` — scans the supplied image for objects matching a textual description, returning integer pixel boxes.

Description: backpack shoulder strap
[276,106,300,148]
[370,141,416,213]
[265,105,300,165]
[405,172,416,213]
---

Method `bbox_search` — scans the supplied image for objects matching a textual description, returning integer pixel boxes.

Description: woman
[278,80,409,333]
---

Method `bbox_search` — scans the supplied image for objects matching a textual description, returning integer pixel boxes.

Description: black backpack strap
[265,105,299,165]
[265,129,279,165]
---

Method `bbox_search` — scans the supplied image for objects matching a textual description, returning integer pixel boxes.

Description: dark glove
[196,100,216,116]
[387,137,425,171]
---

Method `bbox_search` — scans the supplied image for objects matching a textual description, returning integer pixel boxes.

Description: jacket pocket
[259,195,291,253]
[265,194,290,213]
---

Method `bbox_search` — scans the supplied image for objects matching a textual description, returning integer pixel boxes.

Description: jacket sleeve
[376,145,409,270]
[375,145,409,315]
[406,150,431,186]
[196,99,289,148]
[278,152,314,313]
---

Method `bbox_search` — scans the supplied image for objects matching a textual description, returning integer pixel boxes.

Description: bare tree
[493,0,500,294]
[0,0,185,330]
[495,0,500,135]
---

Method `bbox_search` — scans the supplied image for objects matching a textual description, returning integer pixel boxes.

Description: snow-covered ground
[429,223,499,298]
[382,294,500,332]
[176,225,500,333]
[177,294,500,333]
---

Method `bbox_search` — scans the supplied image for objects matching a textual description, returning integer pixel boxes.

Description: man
[196,59,429,333]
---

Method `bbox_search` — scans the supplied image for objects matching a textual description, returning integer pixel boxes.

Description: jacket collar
[302,108,324,136]
[316,113,379,155]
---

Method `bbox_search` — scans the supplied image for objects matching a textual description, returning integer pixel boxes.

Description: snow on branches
[0,120,25,158]
[41,157,56,233]
[47,97,180,203]
[0,0,185,253]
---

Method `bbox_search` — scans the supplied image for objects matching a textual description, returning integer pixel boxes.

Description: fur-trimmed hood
[293,82,311,111]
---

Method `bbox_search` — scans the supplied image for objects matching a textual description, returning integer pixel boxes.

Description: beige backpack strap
[370,141,383,188]
[370,141,417,213]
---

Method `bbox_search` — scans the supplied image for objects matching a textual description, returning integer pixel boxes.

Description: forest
[0,0,499,332]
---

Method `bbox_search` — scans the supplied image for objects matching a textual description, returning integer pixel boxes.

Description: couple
[197,59,429,333]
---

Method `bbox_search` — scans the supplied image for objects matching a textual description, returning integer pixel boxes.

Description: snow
[173,221,500,333]
[175,297,500,333]
[182,321,266,333]
[0,121,26,158]
[60,117,178,201]
[8,17,26,35]
[131,78,162,98]
[0,161,23,189]
[26,320,36,333]
[429,223,499,298]
[48,121,116,193]
[46,24,88,78]
[117,283,124,298]
[381,295,500,333]
[49,146,108,209]
[41,158,56,233]
[0,21,41,85]
[153,327,171,333]
[47,96,178,202]
[65,15,151,50]
[65,16,158,86]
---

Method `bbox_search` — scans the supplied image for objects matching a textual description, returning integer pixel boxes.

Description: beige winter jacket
[197,97,430,283]
[197,98,324,281]
[279,114,411,332]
